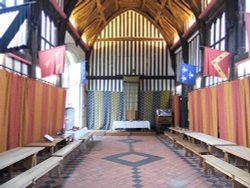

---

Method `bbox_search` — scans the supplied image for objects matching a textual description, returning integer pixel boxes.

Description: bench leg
[204,163,215,175]
[58,163,63,177]
[198,157,203,167]
[232,180,245,188]
[83,142,87,151]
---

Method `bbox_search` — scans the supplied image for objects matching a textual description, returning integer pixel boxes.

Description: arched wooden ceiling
[69,0,201,48]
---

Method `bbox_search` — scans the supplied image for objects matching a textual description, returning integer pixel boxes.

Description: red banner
[38,45,66,77]
[203,47,230,79]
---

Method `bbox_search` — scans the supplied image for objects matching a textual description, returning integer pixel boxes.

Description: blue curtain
[88,91,123,130]
[88,90,171,130]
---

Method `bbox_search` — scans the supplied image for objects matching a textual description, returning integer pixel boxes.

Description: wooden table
[25,138,65,154]
[216,145,250,172]
[184,132,236,153]
[0,147,44,173]
[113,121,151,130]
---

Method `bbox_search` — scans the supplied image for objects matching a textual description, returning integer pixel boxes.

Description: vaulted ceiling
[69,0,201,48]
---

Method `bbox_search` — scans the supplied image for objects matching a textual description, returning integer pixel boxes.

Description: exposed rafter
[96,0,106,23]
[115,0,119,10]
[70,0,200,47]
[154,0,167,22]
[141,0,146,10]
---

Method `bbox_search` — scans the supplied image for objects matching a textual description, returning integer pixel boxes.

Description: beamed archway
[87,10,173,130]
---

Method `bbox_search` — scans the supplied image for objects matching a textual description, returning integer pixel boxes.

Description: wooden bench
[203,155,250,188]
[176,139,209,167]
[52,140,82,158]
[78,127,94,150]
[0,157,63,188]
[52,140,82,170]
[164,131,180,144]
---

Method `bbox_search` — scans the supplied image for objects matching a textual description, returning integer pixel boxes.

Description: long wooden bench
[0,157,63,188]
[176,139,209,167]
[164,131,180,144]
[52,140,82,169]
[78,128,94,150]
[203,155,250,188]
[52,140,82,158]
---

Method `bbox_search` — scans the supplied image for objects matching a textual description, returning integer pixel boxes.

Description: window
[55,0,64,10]
[188,31,202,88]
[188,31,201,72]
[201,0,212,11]
[0,0,30,75]
[175,47,183,83]
[0,0,23,8]
[245,0,250,53]
[205,12,226,87]
[235,0,250,78]
[0,54,29,75]
[40,11,57,50]
[38,10,58,85]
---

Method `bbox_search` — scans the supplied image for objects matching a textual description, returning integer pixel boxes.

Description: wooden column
[179,36,189,128]
[225,0,238,80]
[29,1,43,78]
[197,20,207,88]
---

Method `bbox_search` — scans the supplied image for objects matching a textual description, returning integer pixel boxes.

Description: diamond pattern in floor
[35,135,232,188]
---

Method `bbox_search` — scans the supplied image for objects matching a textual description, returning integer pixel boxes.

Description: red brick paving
[37,135,231,188]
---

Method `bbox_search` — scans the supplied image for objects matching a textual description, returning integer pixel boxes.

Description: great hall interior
[0,0,250,187]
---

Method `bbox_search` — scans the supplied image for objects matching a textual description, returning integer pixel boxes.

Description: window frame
[205,10,226,87]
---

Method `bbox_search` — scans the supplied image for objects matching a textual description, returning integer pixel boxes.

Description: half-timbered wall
[88,10,174,92]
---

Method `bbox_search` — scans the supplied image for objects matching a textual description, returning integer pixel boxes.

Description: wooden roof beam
[183,0,200,18]
[141,0,146,10]
[115,0,119,10]
[155,0,167,22]
[96,0,106,23]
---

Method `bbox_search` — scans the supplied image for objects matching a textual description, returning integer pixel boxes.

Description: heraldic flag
[38,45,66,78]
[203,47,230,79]
[180,63,196,85]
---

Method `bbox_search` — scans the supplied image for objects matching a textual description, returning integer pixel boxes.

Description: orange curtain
[0,70,10,152]
[187,77,250,146]
[172,95,180,127]
[188,87,218,136]
[46,85,66,135]
[217,82,237,143]
[200,87,218,136]
[22,79,36,145]
[55,87,66,132]
[188,90,201,132]
[241,77,250,147]
[8,74,26,149]
[0,69,66,151]
[216,79,250,146]
[22,80,66,145]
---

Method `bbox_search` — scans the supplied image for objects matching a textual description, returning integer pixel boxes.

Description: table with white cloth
[113,121,151,130]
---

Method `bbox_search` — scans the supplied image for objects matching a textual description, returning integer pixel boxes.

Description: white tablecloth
[113,121,150,130]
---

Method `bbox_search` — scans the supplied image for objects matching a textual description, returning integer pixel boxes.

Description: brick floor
[36,135,232,188]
